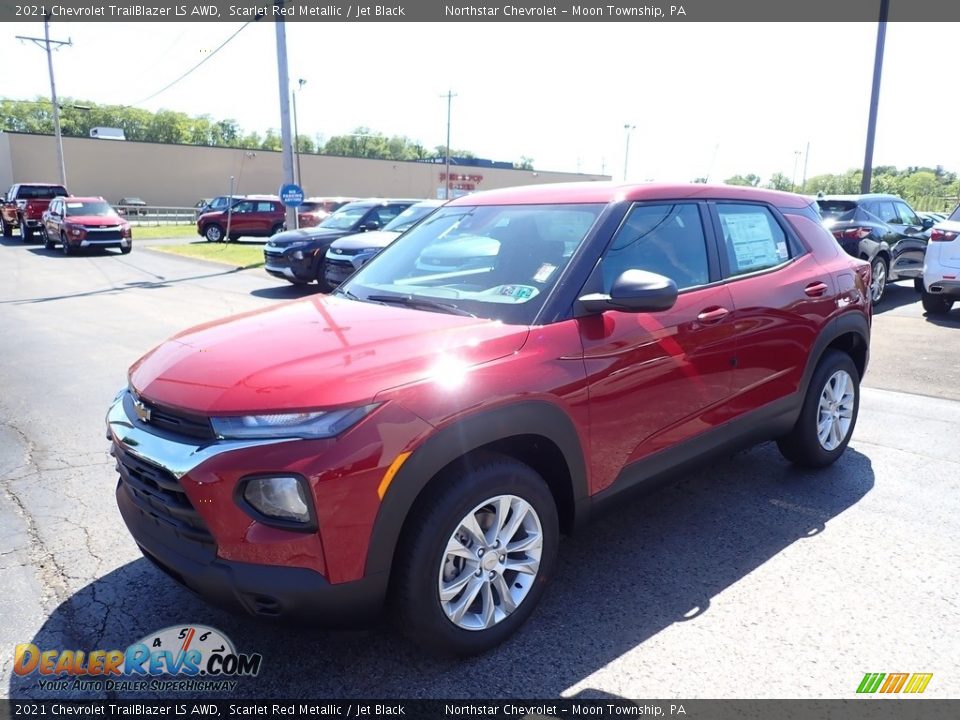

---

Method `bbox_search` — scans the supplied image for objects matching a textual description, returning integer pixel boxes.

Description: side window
[603,203,709,292]
[256,201,275,212]
[895,202,920,226]
[872,201,898,224]
[378,204,408,225]
[232,201,254,214]
[716,203,791,277]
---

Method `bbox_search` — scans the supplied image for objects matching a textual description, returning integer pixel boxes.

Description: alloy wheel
[817,369,855,451]
[438,494,543,631]
[870,259,887,303]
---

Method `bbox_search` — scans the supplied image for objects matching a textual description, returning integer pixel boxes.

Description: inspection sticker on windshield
[498,285,536,299]
[533,263,557,283]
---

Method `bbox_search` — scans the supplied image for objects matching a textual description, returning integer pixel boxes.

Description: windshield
[340,203,604,325]
[65,201,118,217]
[383,204,439,233]
[948,205,960,222]
[319,205,371,230]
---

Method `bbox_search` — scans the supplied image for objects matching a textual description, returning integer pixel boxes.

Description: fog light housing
[240,475,314,530]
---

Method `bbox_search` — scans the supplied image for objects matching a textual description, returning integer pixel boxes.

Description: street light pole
[442,90,457,199]
[16,16,71,187]
[792,150,802,191]
[861,0,890,194]
[623,124,636,181]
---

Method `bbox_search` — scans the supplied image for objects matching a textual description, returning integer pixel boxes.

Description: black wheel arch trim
[800,312,870,399]
[364,400,590,579]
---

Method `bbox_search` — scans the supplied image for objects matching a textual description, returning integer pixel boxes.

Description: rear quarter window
[717,204,791,276]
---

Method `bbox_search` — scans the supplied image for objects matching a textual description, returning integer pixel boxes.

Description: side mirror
[361,221,380,231]
[920,217,934,230]
[578,269,679,314]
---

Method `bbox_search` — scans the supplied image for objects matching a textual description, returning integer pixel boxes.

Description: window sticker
[67,203,84,208]
[497,285,536,300]
[721,212,783,271]
[533,263,557,283]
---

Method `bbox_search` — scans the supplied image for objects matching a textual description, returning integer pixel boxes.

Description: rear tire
[270,223,283,237]
[921,290,954,315]
[1,217,11,237]
[391,452,559,658]
[777,350,860,469]
[914,277,924,293]
[19,216,31,242]
[120,245,132,255]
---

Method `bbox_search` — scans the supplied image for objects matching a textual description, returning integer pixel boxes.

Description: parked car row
[814,192,937,304]
[921,204,960,315]
[263,197,427,288]
[2,182,133,255]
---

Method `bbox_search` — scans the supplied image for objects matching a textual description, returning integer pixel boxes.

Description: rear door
[710,201,833,415]
[889,200,927,278]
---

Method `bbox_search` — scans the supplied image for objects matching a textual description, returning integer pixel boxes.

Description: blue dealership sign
[279,183,304,207]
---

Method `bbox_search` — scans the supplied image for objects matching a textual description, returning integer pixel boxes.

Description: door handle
[804,282,829,297]
[697,307,730,323]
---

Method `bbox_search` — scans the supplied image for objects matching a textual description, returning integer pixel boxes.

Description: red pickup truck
[2,183,69,240]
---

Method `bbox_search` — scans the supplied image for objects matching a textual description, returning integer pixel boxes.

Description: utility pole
[861,0,890,193]
[442,90,457,199]
[293,78,306,188]
[623,124,636,181]
[792,150,802,191]
[274,3,297,231]
[16,17,71,186]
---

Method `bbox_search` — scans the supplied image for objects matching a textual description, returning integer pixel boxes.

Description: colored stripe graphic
[857,673,885,693]
[857,672,932,694]
[903,673,933,694]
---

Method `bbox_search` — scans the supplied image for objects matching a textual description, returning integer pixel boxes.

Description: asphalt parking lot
[1,238,958,700]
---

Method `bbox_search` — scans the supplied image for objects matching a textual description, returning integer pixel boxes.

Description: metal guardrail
[113,205,198,226]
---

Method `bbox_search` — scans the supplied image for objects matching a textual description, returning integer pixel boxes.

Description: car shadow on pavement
[923,310,960,327]
[873,281,920,313]
[250,284,324,299]
[9,443,874,700]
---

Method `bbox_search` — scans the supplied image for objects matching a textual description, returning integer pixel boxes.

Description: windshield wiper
[366,294,476,317]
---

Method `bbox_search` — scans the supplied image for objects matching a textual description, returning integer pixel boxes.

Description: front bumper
[263,247,319,283]
[77,238,131,249]
[106,391,388,623]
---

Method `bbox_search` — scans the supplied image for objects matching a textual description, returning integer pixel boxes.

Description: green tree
[766,172,793,191]
[724,173,760,187]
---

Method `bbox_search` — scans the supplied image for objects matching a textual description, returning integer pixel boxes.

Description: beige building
[0,132,608,206]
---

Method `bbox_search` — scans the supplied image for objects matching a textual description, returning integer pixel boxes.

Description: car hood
[268,227,352,247]
[64,215,126,227]
[330,230,402,252]
[129,295,529,415]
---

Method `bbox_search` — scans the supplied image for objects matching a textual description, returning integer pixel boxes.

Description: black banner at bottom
[1,700,959,720]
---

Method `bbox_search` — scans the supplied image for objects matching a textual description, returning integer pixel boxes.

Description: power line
[126,20,257,107]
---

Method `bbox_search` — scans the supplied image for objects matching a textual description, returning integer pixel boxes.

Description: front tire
[392,452,559,657]
[61,233,73,256]
[870,257,887,304]
[204,224,224,243]
[43,229,55,250]
[777,350,860,468]
[921,290,954,315]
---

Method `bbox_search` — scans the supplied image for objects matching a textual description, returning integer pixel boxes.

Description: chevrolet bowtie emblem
[133,400,152,423]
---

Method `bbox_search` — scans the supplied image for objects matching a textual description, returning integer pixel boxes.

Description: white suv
[921,205,960,315]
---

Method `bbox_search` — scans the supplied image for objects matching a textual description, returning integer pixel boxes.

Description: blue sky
[3,21,957,182]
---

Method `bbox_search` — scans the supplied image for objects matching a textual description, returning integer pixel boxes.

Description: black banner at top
[1,0,959,23]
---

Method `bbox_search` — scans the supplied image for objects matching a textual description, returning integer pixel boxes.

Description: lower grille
[114,443,214,545]
[85,228,123,241]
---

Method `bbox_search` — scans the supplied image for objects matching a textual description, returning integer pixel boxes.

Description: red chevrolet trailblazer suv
[108,183,871,656]
[196,196,285,243]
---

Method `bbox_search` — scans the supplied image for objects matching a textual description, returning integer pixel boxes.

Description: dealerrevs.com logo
[14,625,262,693]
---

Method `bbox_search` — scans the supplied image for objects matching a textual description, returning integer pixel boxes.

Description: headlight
[241,475,312,525]
[71,227,83,237]
[291,250,304,260]
[210,404,378,439]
